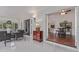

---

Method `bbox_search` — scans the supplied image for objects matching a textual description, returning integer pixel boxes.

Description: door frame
[45,7,77,50]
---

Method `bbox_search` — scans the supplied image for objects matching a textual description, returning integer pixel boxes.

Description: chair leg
[4,40,6,47]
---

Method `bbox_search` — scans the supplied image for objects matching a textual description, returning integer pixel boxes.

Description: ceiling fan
[60,9,71,15]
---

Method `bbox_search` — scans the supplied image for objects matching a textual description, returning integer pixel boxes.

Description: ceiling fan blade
[65,9,71,12]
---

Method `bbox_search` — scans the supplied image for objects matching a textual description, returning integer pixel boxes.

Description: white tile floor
[0,38,78,52]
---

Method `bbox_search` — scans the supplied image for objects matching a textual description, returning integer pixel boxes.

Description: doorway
[47,8,76,48]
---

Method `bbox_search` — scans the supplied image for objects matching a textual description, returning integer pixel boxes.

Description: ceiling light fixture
[60,9,66,15]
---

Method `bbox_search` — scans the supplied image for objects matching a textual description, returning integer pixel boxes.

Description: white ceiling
[0,6,73,18]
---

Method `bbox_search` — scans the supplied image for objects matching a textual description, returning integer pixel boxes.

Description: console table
[33,31,43,42]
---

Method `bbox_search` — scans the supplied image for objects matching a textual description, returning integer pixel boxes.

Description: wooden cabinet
[33,31,43,42]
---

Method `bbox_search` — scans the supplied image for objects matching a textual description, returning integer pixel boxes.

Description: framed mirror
[24,19,30,35]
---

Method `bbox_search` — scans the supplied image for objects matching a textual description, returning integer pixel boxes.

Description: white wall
[0,6,34,30]
[48,9,75,36]
[76,7,79,50]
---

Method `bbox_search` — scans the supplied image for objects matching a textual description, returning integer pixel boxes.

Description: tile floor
[0,37,78,52]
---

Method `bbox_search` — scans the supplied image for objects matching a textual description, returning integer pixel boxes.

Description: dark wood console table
[33,31,43,42]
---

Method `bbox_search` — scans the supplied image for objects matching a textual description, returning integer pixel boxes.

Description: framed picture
[0,24,2,29]
[51,25,55,28]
